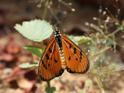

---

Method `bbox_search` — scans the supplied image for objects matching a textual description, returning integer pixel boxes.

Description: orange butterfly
[38,27,89,81]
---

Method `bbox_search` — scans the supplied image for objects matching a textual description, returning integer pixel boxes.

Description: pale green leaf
[19,62,38,69]
[68,35,91,45]
[14,19,53,42]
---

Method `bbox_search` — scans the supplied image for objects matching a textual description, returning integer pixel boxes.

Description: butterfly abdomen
[59,49,66,69]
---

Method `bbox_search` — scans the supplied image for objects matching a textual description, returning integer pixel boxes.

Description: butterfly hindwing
[38,37,64,81]
[62,35,89,73]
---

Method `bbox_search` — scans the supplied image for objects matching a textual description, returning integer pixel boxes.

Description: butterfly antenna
[53,25,59,32]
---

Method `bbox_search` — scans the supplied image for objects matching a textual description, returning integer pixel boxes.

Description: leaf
[24,46,43,57]
[14,19,53,42]
[19,62,38,69]
[46,86,56,93]
[68,35,91,45]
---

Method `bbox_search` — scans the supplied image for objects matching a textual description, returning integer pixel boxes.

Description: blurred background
[0,0,124,93]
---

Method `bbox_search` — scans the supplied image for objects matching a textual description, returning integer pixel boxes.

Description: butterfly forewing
[38,36,63,81]
[62,35,89,73]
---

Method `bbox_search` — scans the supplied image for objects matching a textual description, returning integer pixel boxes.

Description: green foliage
[45,86,56,93]
[84,13,124,92]
[68,35,92,45]
[19,46,42,69]
[45,81,56,93]
[24,45,43,57]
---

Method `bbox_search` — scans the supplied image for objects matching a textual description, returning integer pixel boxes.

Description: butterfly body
[53,30,66,69]
[38,28,89,81]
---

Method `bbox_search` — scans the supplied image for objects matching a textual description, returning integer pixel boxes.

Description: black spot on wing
[46,54,49,60]
[49,48,52,53]
[69,44,72,48]
[42,61,47,69]
[76,58,78,61]
[68,56,71,61]
[54,59,58,63]
[80,52,82,61]
[74,47,76,54]
[48,63,50,67]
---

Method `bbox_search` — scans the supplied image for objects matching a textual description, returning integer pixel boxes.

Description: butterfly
[38,27,89,81]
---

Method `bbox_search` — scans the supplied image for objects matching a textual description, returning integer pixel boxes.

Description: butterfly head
[53,26,61,36]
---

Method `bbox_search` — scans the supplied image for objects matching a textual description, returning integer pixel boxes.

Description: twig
[47,81,50,88]
[91,47,110,60]
[42,0,51,19]
[107,26,123,37]
[95,76,106,93]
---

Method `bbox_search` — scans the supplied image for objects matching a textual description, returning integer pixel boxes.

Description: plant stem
[42,0,50,19]
[107,26,122,37]
[47,81,50,88]
[95,76,106,93]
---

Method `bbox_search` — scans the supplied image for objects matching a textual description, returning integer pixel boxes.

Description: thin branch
[42,0,51,19]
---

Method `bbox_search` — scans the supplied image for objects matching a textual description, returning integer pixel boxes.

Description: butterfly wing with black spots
[62,35,89,73]
[38,36,64,81]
